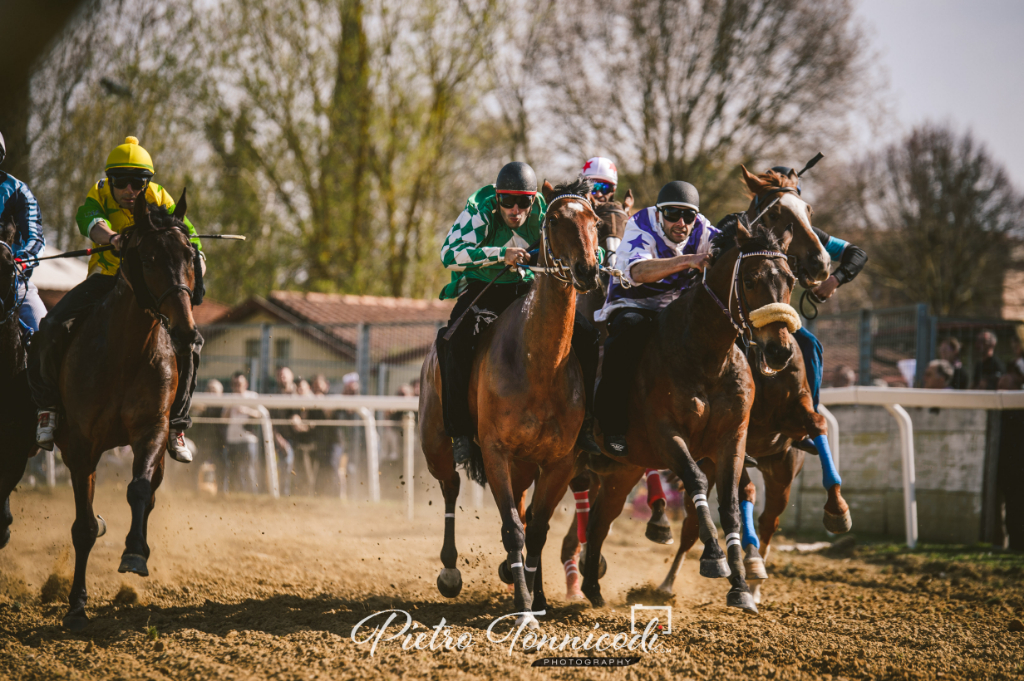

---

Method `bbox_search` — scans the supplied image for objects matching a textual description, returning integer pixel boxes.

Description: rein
[701,248,791,343]
[119,227,201,329]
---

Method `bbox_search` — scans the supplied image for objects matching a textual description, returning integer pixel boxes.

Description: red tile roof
[193,298,231,325]
[267,291,453,325]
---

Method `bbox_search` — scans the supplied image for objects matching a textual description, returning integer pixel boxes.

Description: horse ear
[740,165,764,194]
[735,213,752,241]
[173,187,188,219]
[132,192,150,228]
[541,180,555,204]
[623,188,635,213]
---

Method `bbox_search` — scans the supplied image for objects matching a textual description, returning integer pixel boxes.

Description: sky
[856,0,1024,186]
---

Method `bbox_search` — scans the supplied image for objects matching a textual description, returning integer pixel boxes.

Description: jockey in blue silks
[0,131,47,339]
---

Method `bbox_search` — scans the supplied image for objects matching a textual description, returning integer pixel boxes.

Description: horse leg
[118,430,166,576]
[738,467,768,596]
[0,451,30,549]
[657,458,716,595]
[716,445,756,615]
[436,466,463,598]
[663,434,728,579]
[752,447,805,604]
[485,445,537,629]
[522,454,575,617]
[580,464,643,608]
[560,472,589,600]
[645,469,673,544]
[64,448,100,630]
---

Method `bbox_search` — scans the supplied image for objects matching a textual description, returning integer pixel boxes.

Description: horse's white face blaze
[549,199,600,292]
[777,192,830,285]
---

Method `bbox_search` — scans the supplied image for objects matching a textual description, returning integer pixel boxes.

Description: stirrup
[35,409,58,451]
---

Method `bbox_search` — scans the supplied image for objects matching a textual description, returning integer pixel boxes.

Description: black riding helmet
[656,180,699,210]
[771,166,801,195]
[495,161,538,195]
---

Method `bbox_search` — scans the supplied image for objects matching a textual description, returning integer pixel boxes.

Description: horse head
[741,166,830,287]
[0,216,19,319]
[707,216,799,375]
[594,200,630,254]
[540,178,601,293]
[122,189,201,356]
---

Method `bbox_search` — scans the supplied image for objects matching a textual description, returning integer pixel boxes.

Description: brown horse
[575,195,634,332]
[54,193,201,629]
[0,217,48,550]
[580,218,799,614]
[419,178,600,629]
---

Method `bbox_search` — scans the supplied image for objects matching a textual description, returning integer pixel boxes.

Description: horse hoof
[63,612,90,631]
[656,583,674,597]
[498,560,514,585]
[744,556,768,581]
[565,589,585,601]
[96,515,107,538]
[118,553,149,577]
[582,586,605,608]
[0,527,9,550]
[515,613,540,630]
[436,568,463,598]
[699,557,730,579]
[645,520,674,545]
[727,589,759,615]
[823,508,852,534]
[579,548,608,579]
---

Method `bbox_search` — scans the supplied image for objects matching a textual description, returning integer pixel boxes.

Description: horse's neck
[0,317,25,379]
[106,279,162,349]
[521,275,576,373]
[664,258,741,376]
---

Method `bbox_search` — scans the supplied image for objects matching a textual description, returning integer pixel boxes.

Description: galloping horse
[55,192,201,629]
[575,197,633,332]
[420,179,600,629]
[0,217,48,549]
[581,218,800,614]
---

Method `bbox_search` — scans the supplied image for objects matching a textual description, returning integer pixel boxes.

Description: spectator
[223,372,262,493]
[337,372,362,497]
[271,366,297,496]
[192,378,226,489]
[830,365,857,388]
[997,325,1024,550]
[409,378,420,397]
[938,337,969,389]
[997,326,1024,391]
[922,359,954,389]
[972,330,1004,390]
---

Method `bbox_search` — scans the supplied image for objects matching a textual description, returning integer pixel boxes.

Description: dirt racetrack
[1,483,1023,680]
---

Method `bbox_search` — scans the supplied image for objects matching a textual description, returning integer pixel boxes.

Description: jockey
[594,180,717,457]
[28,136,204,462]
[581,157,618,205]
[0,131,47,337]
[436,161,601,465]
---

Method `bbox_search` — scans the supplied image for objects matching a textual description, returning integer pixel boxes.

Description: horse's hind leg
[560,472,589,600]
[662,434,728,579]
[716,441,756,615]
[0,451,30,549]
[751,447,805,604]
[580,464,643,608]
[657,458,716,595]
[119,431,166,577]
[64,450,100,630]
[436,468,463,598]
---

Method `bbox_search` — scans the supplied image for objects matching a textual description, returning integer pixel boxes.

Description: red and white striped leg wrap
[564,557,584,599]
[646,469,666,506]
[563,558,580,578]
[573,490,589,545]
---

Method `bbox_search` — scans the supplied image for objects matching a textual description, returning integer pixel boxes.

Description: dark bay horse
[575,195,633,332]
[420,179,600,629]
[581,219,800,614]
[0,217,50,549]
[55,193,201,629]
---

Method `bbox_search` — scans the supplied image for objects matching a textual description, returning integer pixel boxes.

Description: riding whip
[19,234,247,265]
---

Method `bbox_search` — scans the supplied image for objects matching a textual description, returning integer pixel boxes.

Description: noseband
[701,248,799,344]
[119,228,200,329]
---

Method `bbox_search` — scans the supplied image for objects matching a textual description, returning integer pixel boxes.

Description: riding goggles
[590,181,615,195]
[497,194,535,210]
[109,175,150,192]
[659,206,697,224]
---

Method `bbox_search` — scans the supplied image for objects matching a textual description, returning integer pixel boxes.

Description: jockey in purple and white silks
[594,180,718,457]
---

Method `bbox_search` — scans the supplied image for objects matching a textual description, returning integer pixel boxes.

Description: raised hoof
[656,582,674,597]
[645,519,674,545]
[699,557,730,579]
[63,611,90,631]
[498,560,514,585]
[0,526,9,550]
[727,589,758,615]
[578,547,608,579]
[515,613,540,630]
[96,515,107,538]
[436,568,463,598]
[823,508,853,534]
[744,556,768,581]
[118,553,149,577]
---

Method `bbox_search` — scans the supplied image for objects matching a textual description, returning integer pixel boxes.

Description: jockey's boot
[603,433,628,457]
[452,436,475,466]
[167,430,193,463]
[575,414,602,456]
[35,409,58,451]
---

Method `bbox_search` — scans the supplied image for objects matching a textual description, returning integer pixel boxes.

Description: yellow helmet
[105,136,154,177]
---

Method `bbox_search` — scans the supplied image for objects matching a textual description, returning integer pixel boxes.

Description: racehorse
[419,178,600,629]
[575,195,633,332]
[580,217,800,614]
[54,192,201,629]
[0,217,48,550]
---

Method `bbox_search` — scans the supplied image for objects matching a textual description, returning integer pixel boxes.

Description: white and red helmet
[581,157,618,185]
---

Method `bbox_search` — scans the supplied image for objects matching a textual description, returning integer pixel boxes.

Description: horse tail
[461,443,488,487]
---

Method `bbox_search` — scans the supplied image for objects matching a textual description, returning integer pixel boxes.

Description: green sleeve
[76,196,109,237]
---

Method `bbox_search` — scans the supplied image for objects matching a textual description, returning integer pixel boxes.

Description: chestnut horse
[0,217,50,549]
[419,178,600,629]
[581,218,799,614]
[55,193,201,629]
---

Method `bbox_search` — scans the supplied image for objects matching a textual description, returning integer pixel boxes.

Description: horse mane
[742,168,799,198]
[594,201,626,218]
[551,176,593,198]
[710,213,782,264]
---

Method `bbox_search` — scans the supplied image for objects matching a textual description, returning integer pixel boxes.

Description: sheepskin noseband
[748,303,802,333]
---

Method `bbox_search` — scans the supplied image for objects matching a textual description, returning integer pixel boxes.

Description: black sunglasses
[497,194,535,210]
[659,206,697,224]
[109,176,150,191]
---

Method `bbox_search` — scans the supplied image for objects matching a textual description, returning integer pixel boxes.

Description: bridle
[0,242,28,327]
[119,226,202,329]
[701,246,790,345]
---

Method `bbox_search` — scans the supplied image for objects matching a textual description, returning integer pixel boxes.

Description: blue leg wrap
[740,500,760,549]
[793,327,823,409]
[813,433,842,490]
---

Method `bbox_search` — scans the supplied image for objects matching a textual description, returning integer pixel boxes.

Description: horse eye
[744,278,755,289]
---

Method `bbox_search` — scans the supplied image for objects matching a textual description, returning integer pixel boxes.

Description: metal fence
[807,304,1022,387]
